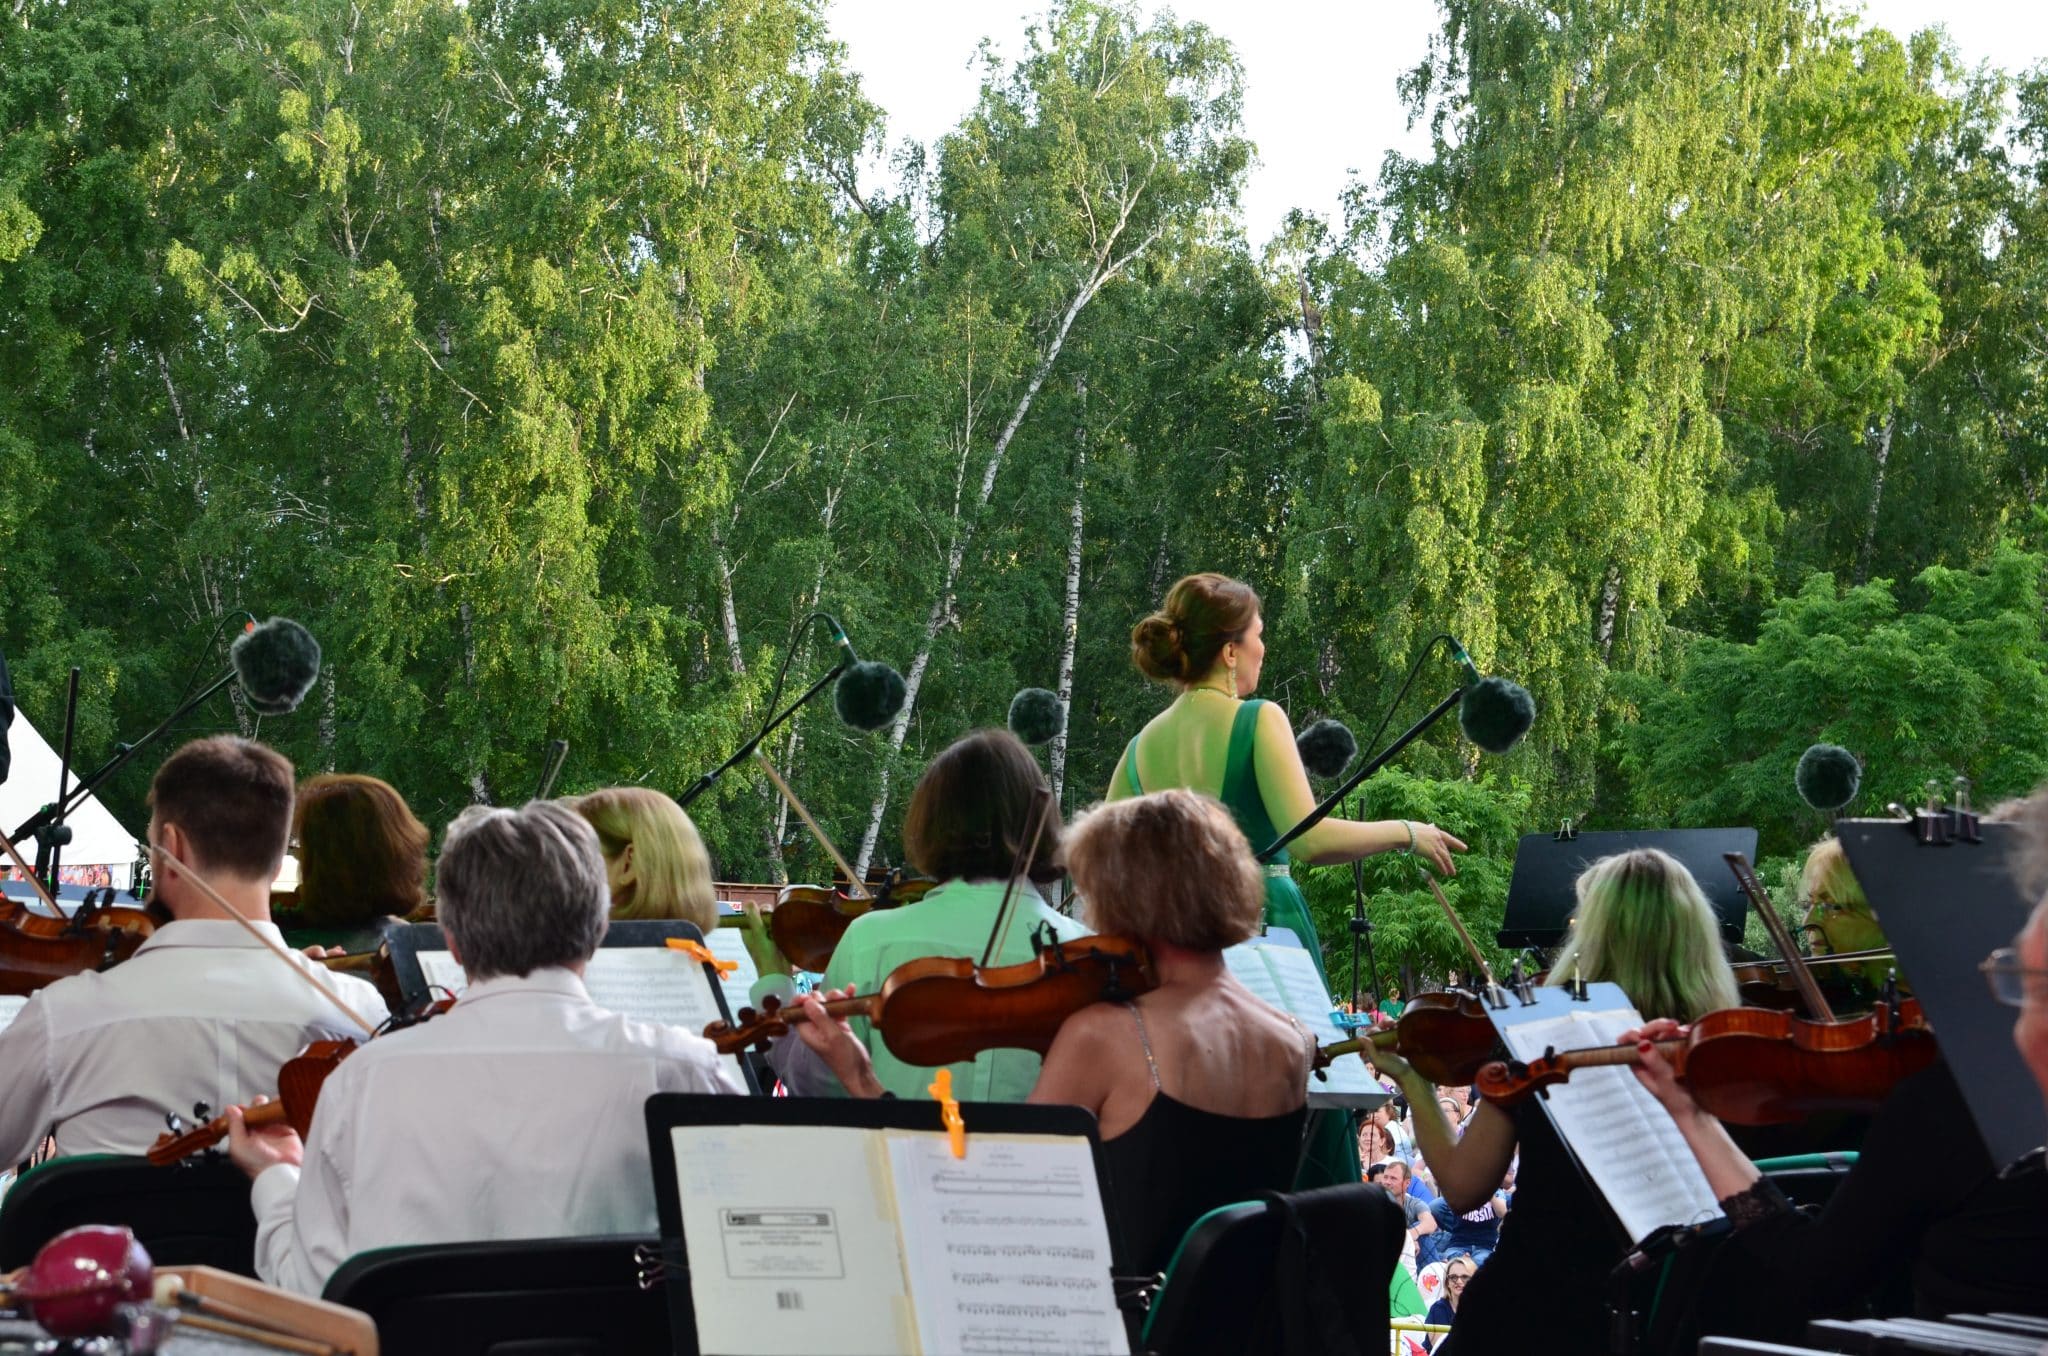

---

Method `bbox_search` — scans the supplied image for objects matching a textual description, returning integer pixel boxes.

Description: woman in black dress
[1368,848,1742,1353]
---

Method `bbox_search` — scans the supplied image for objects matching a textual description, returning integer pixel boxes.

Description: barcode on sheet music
[775,1290,803,1312]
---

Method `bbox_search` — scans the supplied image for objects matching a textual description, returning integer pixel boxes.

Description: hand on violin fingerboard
[226,1098,305,1180]
[790,986,884,1099]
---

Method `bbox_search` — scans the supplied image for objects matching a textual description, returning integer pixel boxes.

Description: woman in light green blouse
[807,728,1086,1100]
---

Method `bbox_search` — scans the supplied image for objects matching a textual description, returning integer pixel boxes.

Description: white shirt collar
[134,918,287,952]
[453,967,591,1006]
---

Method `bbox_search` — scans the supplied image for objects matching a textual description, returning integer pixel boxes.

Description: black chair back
[1142,1185,1402,1356]
[321,1235,672,1356]
[0,1154,256,1273]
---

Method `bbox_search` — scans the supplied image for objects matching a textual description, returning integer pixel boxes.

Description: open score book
[664,1122,1129,1356]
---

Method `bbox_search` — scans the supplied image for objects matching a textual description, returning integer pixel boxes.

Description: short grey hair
[436,801,610,980]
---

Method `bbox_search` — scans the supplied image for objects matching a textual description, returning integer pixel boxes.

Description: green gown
[1123,698,1361,1190]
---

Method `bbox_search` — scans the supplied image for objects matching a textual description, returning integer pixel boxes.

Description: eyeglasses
[1446,1274,1470,1285]
[1979,948,2048,1007]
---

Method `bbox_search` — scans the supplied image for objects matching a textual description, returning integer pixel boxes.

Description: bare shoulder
[1048,1000,1131,1058]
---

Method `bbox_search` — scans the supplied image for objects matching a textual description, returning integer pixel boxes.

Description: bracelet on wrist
[1402,821,1417,854]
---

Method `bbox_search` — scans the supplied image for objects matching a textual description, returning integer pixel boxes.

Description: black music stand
[386,919,761,1096]
[1837,817,2044,1167]
[1498,827,1759,951]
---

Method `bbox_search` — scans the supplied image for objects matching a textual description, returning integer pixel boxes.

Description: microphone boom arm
[8,667,239,850]
[1255,686,1465,864]
[674,658,848,810]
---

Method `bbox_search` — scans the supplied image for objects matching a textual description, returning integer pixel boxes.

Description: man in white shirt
[0,736,389,1167]
[228,799,869,1295]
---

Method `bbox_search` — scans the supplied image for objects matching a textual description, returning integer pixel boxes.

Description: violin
[1730,947,1901,1011]
[1474,853,1940,1124]
[705,932,1158,1066]
[766,872,934,974]
[1315,990,1507,1088]
[147,996,456,1165]
[1471,993,1936,1125]
[0,829,161,994]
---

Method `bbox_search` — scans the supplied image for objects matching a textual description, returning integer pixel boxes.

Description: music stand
[386,919,760,1095]
[644,1095,1125,1356]
[1837,818,2044,1167]
[1498,828,1759,950]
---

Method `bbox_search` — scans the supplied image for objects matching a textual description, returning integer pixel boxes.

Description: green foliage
[1,0,2043,997]
[1612,547,2048,857]
[1299,771,1531,999]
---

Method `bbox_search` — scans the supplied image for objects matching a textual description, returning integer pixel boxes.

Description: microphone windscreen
[1458,675,1535,754]
[1008,687,1065,747]
[834,659,907,732]
[230,618,322,716]
[1296,718,1357,779]
[1796,743,1861,811]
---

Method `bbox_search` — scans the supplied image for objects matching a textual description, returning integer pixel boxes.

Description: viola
[147,996,456,1165]
[1471,994,1937,1125]
[766,873,934,974]
[704,932,1158,1066]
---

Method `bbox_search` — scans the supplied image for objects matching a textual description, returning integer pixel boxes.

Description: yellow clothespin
[928,1068,966,1159]
[667,937,738,977]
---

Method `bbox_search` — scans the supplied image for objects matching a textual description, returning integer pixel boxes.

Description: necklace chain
[1186,683,1237,700]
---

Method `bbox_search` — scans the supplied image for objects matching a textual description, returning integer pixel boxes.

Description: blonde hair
[1545,848,1741,1023]
[570,787,716,931]
[1065,790,1264,950]
[1800,837,1868,912]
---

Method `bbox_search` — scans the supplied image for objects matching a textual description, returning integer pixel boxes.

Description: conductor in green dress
[1107,571,1466,975]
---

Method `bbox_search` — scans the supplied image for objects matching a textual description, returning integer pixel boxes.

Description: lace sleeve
[1718,1177,1794,1230]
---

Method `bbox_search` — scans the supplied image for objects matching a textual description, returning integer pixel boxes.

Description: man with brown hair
[0,736,387,1165]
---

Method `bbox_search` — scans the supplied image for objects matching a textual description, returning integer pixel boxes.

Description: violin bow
[1726,852,1835,1023]
[754,753,871,900]
[981,787,1056,969]
[150,841,378,1036]
[0,822,66,918]
[1415,863,1501,999]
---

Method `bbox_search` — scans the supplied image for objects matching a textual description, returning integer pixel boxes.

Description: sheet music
[670,1124,914,1356]
[1498,1004,1723,1243]
[0,996,26,1033]
[703,923,763,1018]
[887,1132,1128,1356]
[414,948,749,1086]
[1223,940,1388,1110]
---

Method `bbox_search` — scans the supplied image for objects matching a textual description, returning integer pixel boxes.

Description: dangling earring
[1227,654,1239,696]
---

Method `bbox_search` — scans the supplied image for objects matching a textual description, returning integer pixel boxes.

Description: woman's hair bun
[1131,613,1188,682]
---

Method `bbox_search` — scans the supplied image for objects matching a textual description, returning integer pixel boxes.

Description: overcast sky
[826,0,2048,249]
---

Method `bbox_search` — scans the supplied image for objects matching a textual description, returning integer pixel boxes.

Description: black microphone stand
[31,667,83,895]
[8,665,242,852]
[675,658,848,810]
[1255,685,1465,864]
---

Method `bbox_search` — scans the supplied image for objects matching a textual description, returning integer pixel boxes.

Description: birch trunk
[1047,373,1087,808]
[711,532,788,881]
[851,184,1165,874]
[1595,563,1622,664]
[1854,416,1896,587]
